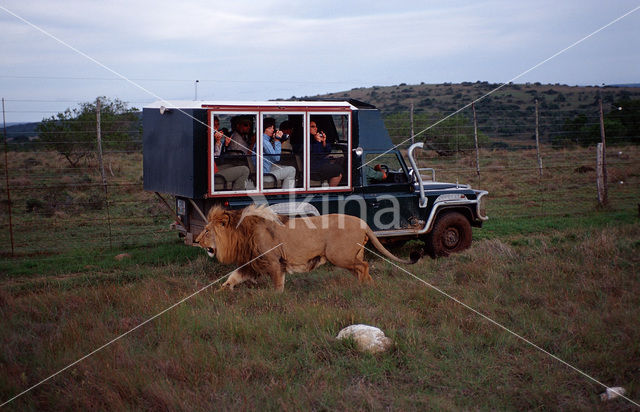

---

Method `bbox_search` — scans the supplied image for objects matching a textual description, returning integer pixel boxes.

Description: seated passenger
[278,120,295,152]
[259,118,296,189]
[310,121,342,186]
[214,161,250,191]
[213,117,249,190]
[284,120,304,154]
[213,116,226,156]
[226,116,253,154]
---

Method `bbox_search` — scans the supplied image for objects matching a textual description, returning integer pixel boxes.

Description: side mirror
[353,147,364,156]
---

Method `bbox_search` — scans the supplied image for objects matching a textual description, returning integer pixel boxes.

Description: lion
[195,204,418,292]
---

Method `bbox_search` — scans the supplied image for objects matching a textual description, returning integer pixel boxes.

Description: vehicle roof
[144,100,365,110]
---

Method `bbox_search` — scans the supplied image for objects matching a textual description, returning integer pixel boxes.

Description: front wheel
[425,212,472,257]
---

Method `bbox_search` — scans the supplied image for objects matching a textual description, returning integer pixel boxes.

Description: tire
[426,212,472,257]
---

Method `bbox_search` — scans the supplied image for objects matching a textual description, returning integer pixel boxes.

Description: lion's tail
[365,227,420,265]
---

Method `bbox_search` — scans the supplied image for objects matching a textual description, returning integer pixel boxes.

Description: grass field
[1,146,639,410]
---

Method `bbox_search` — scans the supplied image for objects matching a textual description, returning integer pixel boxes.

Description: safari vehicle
[143,99,488,257]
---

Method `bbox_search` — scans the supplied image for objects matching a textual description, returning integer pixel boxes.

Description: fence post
[410,102,415,145]
[596,143,606,206]
[96,98,108,190]
[598,98,608,206]
[2,98,15,256]
[472,102,480,177]
[535,99,543,178]
[96,98,113,247]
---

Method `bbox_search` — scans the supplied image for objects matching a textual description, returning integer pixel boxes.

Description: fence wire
[1,105,639,265]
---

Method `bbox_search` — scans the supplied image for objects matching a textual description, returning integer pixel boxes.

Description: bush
[25,198,45,213]
[37,97,140,168]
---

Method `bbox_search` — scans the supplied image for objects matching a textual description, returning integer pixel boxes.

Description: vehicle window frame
[205,105,353,196]
[207,110,260,196]
[305,111,352,191]
[362,151,410,187]
[258,111,307,193]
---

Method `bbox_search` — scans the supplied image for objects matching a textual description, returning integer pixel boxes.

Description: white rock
[600,386,626,401]
[336,324,392,353]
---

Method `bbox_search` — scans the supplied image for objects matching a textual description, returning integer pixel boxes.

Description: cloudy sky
[1,0,639,122]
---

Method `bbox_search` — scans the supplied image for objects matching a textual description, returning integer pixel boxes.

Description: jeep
[143,99,488,257]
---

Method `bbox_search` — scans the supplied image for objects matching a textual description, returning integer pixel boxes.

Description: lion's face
[195,209,232,258]
[195,225,217,257]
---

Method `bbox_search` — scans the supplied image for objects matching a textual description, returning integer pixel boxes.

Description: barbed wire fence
[383,98,638,218]
[1,96,639,266]
[1,97,168,265]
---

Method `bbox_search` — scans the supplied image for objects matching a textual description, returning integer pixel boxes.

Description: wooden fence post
[96,98,107,190]
[596,143,607,206]
[96,98,113,247]
[535,99,543,178]
[472,102,480,176]
[598,98,608,206]
[410,102,415,145]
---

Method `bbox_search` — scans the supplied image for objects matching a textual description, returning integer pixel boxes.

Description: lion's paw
[216,282,233,293]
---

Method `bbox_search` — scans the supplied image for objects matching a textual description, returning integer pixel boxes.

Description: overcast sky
[1,1,639,123]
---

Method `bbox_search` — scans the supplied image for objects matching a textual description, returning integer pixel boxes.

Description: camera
[276,130,290,142]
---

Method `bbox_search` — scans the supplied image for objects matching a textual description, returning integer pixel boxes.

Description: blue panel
[143,108,208,198]
[354,110,395,151]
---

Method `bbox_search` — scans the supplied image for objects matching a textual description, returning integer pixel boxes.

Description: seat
[219,150,246,167]
[247,156,278,189]
[213,176,228,191]
[280,140,293,153]
[310,173,328,187]
[294,154,303,171]
[276,151,300,187]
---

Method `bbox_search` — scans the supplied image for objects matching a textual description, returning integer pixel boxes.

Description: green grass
[477,208,639,239]
[1,148,639,410]
[1,226,637,410]
[0,239,201,279]
[1,221,639,410]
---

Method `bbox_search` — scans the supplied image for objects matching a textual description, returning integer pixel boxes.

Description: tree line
[4,93,639,166]
[552,99,640,148]
[35,97,141,167]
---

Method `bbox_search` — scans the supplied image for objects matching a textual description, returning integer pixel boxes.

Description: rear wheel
[426,212,472,257]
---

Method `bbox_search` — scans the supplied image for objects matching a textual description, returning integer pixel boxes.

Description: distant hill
[298,82,640,144]
[302,81,640,114]
[3,112,144,148]
[3,122,40,143]
[5,88,639,148]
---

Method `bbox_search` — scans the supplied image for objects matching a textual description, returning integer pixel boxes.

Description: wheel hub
[443,228,460,248]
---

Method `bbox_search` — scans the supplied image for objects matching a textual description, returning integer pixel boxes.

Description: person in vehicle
[278,120,295,152]
[214,161,250,191]
[259,118,296,189]
[226,116,253,154]
[279,120,294,140]
[365,164,387,184]
[213,116,227,156]
[309,120,342,186]
[285,120,304,154]
[211,116,250,190]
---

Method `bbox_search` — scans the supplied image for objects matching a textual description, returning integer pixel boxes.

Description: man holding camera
[259,117,296,189]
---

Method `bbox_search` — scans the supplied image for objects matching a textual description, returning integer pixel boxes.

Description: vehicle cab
[143,99,488,256]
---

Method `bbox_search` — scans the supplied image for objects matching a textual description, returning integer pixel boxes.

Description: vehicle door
[358,152,420,231]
